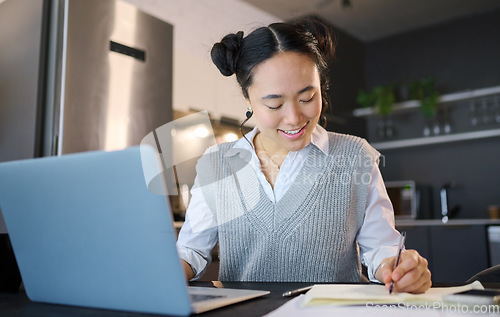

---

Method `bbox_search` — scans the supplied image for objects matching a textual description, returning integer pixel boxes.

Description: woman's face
[247,51,322,153]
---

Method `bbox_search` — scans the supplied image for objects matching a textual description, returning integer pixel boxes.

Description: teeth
[284,127,302,135]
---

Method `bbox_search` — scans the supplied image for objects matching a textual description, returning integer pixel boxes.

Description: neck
[256,133,289,158]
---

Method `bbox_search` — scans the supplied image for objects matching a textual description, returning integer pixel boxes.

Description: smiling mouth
[279,123,307,135]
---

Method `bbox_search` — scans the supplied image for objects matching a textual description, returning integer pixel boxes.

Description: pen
[282,286,313,297]
[389,231,406,294]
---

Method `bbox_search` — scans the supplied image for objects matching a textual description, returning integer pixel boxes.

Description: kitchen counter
[396,218,500,226]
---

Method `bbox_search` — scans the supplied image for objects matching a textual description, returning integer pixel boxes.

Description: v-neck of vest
[239,145,327,233]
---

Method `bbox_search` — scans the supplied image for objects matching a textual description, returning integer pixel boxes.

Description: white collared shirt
[177,125,401,282]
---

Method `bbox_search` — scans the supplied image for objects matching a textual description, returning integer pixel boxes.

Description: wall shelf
[353,85,500,150]
[372,128,500,150]
[353,85,500,117]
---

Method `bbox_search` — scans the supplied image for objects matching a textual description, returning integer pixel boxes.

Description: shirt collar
[225,124,329,158]
[311,124,329,155]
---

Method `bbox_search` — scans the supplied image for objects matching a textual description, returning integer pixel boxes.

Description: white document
[264,294,497,317]
[302,281,484,306]
[264,282,493,317]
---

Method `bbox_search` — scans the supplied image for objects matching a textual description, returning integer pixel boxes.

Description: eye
[266,104,283,110]
[300,94,315,103]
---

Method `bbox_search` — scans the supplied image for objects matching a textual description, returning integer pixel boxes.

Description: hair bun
[211,31,244,76]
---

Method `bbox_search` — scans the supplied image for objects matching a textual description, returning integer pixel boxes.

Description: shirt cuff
[177,246,210,281]
[362,245,400,282]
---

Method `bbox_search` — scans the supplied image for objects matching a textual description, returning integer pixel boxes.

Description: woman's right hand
[375,249,432,294]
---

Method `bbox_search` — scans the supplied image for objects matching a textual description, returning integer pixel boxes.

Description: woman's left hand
[375,249,432,294]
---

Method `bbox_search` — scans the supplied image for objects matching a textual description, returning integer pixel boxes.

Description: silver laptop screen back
[0,146,191,316]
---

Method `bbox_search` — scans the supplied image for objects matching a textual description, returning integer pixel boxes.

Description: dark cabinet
[396,223,489,283]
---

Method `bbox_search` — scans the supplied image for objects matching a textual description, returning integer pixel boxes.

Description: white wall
[123,0,280,121]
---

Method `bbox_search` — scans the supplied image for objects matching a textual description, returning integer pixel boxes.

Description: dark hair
[211,17,336,127]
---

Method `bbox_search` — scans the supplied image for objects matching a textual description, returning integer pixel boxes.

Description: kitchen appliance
[385,180,433,219]
[0,0,173,159]
[440,181,461,223]
[385,180,418,219]
[0,0,173,290]
[45,0,173,155]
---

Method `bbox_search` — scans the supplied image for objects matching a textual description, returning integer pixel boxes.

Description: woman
[177,18,431,293]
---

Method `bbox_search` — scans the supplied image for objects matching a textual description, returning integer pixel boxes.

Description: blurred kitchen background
[1,0,500,283]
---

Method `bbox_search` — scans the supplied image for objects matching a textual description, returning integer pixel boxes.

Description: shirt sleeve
[357,163,402,282]
[176,174,218,281]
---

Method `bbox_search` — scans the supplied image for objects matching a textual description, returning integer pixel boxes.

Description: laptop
[0,145,269,315]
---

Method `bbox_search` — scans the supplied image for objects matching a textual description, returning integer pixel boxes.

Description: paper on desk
[302,281,484,307]
[264,294,489,317]
[263,295,371,317]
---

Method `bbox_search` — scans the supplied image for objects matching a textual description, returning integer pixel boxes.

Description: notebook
[301,281,484,307]
[0,145,269,315]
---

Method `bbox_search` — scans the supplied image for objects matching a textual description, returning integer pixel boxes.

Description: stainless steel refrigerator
[0,0,173,290]
[0,0,173,160]
[47,0,173,155]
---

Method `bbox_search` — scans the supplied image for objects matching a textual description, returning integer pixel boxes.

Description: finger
[398,255,426,285]
[395,268,432,294]
[382,261,395,285]
[412,269,432,293]
[392,250,420,281]
[392,252,431,294]
[376,259,395,285]
[395,274,425,293]
[394,265,425,292]
[418,269,432,293]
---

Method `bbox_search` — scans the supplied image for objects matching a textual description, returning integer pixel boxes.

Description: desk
[1,282,499,317]
[0,282,310,317]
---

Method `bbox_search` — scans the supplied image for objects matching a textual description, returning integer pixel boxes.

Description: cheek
[253,111,280,129]
[306,100,323,119]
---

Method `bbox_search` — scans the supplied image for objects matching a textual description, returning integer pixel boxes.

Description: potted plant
[410,77,440,136]
[356,89,376,109]
[356,85,395,116]
[372,85,395,116]
[410,77,439,118]
[357,85,395,138]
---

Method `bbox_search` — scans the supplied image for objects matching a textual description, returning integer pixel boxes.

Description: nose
[283,102,303,126]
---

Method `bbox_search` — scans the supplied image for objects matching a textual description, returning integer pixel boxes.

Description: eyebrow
[261,86,315,100]
[298,86,314,94]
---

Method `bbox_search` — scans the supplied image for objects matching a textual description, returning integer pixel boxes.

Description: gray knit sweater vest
[195,132,380,282]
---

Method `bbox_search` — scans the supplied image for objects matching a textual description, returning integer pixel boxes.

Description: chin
[285,139,310,152]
